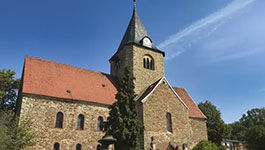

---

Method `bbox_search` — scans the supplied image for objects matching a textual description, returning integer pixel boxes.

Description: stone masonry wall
[19,94,109,150]
[132,45,165,95]
[189,118,208,148]
[110,44,165,96]
[110,45,133,81]
[142,79,192,150]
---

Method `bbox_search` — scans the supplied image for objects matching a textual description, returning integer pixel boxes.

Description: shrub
[192,140,219,150]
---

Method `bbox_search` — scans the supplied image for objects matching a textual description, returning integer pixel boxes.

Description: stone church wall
[19,94,109,150]
[189,118,208,148]
[142,80,192,150]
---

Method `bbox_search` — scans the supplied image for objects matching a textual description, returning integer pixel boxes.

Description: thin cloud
[214,47,263,62]
[158,0,256,60]
[258,88,265,93]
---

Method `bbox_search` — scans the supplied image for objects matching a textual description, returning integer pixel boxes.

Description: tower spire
[133,0,136,12]
[109,0,165,60]
[115,0,160,51]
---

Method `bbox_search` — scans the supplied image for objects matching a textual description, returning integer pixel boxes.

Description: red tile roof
[173,87,206,119]
[22,56,119,105]
[21,56,206,119]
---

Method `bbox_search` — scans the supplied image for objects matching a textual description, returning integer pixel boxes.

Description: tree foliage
[0,69,20,110]
[106,67,142,150]
[229,107,265,149]
[0,110,35,149]
[192,140,219,150]
[245,125,265,150]
[240,107,265,128]
[0,68,35,149]
[229,121,247,141]
[198,100,229,145]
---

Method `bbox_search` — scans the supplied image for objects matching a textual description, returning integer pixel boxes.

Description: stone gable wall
[142,80,192,150]
[19,94,109,150]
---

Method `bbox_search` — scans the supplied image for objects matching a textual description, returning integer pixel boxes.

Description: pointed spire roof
[116,2,164,55]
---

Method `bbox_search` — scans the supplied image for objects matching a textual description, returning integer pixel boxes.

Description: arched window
[76,143,82,150]
[53,142,60,150]
[55,112,63,128]
[166,112,173,133]
[77,114,84,130]
[143,55,154,70]
[97,116,103,131]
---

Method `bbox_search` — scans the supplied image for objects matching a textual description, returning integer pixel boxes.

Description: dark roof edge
[109,43,165,61]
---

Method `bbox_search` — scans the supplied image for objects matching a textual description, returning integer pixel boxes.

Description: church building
[17,2,207,150]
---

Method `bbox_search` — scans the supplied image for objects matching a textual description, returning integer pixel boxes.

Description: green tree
[240,108,265,128]
[106,68,142,150]
[192,140,219,150]
[245,125,265,150]
[0,110,35,149]
[198,100,229,145]
[0,69,20,110]
[229,121,247,141]
[0,68,35,149]
[229,107,265,141]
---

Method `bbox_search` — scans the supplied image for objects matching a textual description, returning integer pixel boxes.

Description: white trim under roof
[140,77,189,109]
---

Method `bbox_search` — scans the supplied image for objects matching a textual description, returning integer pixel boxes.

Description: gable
[139,77,189,109]
[138,78,206,119]
[22,56,119,105]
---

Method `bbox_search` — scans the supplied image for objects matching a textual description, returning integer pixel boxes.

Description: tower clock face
[142,37,152,48]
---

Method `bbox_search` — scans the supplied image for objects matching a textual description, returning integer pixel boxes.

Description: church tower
[109,1,165,95]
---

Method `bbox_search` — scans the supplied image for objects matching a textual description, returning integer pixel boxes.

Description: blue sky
[0,0,264,123]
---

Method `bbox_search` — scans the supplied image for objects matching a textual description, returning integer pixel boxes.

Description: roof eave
[109,43,165,62]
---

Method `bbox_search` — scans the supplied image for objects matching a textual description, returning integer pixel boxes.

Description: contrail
[158,0,256,60]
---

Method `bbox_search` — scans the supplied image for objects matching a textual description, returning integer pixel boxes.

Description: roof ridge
[25,56,111,76]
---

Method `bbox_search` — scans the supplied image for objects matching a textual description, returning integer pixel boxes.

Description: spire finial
[133,0,136,12]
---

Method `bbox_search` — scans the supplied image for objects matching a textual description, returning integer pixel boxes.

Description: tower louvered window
[55,112,63,128]
[143,55,154,70]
